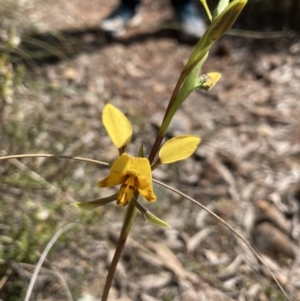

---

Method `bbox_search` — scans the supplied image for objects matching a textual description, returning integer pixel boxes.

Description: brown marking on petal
[98,180,107,187]
[117,182,135,206]
[120,183,135,191]
[124,174,131,181]
[115,175,137,207]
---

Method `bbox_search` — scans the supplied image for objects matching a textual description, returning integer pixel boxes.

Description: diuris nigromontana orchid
[75,103,201,209]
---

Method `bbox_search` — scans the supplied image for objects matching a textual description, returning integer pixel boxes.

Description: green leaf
[72,194,116,210]
[184,0,247,72]
[213,0,229,20]
[199,0,212,22]
[160,52,209,137]
[208,0,248,41]
[144,211,171,228]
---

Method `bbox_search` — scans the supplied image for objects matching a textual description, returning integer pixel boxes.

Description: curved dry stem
[12,46,37,69]
[47,264,74,301]
[0,154,109,167]
[24,223,77,301]
[153,179,292,301]
[50,30,74,55]
[228,28,289,39]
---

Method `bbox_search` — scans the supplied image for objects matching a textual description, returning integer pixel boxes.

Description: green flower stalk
[148,0,247,163]
[74,103,201,300]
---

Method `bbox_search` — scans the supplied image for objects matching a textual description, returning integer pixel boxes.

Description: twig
[207,156,239,201]
[22,37,72,63]
[9,158,58,193]
[0,153,109,167]
[153,179,292,301]
[228,28,291,39]
[24,223,77,301]
[50,30,75,56]
[50,264,74,301]
[0,268,12,290]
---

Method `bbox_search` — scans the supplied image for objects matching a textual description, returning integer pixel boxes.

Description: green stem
[101,201,137,301]
[200,0,212,22]
[148,70,188,164]
[148,54,206,164]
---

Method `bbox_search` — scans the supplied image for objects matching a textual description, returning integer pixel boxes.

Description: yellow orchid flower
[95,104,201,207]
[98,152,156,207]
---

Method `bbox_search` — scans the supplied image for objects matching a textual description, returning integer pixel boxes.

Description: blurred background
[1,0,300,300]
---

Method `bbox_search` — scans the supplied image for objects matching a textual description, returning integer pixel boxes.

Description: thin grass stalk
[153,179,292,301]
[24,223,76,301]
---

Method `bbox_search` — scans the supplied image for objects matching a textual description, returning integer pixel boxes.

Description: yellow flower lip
[98,153,156,206]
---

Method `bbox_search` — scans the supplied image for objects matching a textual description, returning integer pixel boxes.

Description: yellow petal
[117,176,135,206]
[99,153,156,204]
[138,176,156,202]
[102,104,133,149]
[159,135,201,164]
[98,153,130,187]
[127,156,152,179]
[202,72,221,91]
[126,155,156,202]
[98,173,123,188]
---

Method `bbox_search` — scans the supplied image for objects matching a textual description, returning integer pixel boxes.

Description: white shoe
[100,4,142,36]
[175,3,207,41]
